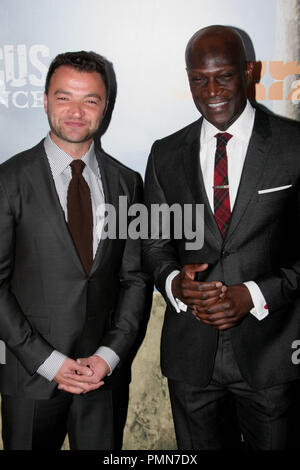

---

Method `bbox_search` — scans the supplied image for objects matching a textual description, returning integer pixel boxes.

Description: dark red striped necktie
[213,132,233,237]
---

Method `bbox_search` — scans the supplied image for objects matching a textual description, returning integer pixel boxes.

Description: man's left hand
[192,284,253,330]
[58,355,110,394]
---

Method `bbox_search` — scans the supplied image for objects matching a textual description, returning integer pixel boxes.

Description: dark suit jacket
[0,139,151,399]
[143,107,300,390]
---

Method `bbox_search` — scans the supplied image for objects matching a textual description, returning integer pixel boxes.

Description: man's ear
[44,92,48,114]
[103,100,109,116]
[245,61,255,86]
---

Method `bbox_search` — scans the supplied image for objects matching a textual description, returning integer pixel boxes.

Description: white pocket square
[258,185,292,194]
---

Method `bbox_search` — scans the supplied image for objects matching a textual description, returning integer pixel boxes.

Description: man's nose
[206,79,220,97]
[69,101,84,117]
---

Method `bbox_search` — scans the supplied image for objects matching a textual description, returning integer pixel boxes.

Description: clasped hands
[172,263,253,330]
[54,263,253,395]
[54,355,110,395]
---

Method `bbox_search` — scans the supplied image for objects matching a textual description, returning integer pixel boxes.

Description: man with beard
[143,26,300,449]
[0,51,151,450]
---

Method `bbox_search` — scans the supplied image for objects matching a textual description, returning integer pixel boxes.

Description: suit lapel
[23,140,84,272]
[181,119,223,245]
[225,108,272,243]
[23,140,120,276]
[181,108,273,246]
[89,145,120,276]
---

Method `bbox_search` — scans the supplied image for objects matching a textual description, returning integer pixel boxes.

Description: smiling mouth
[207,102,228,108]
[65,121,86,127]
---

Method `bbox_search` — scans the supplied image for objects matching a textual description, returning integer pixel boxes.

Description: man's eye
[219,74,232,80]
[57,96,68,101]
[192,77,206,84]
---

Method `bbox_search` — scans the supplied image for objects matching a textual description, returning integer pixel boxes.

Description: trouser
[168,330,299,450]
[1,383,129,450]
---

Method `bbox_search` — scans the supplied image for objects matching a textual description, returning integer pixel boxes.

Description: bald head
[185,25,253,130]
[185,25,247,69]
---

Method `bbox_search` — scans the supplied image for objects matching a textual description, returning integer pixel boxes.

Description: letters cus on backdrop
[0,44,50,109]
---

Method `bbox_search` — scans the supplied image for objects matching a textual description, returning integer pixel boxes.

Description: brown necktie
[67,159,93,274]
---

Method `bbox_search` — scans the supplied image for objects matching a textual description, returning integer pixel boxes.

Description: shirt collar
[201,100,255,145]
[82,143,99,178]
[44,133,99,178]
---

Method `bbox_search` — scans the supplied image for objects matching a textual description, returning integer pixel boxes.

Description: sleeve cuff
[36,350,67,382]
[94,346,120,376]
[165,270,188,313]
[244,281,269,320]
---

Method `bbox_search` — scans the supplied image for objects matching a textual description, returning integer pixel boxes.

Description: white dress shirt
[37,134,120,381]
[166,101,269,321]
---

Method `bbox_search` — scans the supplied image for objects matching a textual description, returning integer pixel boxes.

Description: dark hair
[45,50,110,97]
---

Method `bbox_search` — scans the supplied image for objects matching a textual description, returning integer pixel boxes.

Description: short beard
[49,125,96,144]
[47,113,100,145]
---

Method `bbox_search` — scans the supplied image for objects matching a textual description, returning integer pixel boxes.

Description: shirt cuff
[243,281,269,320]
[36,350,67,382]
[94,346,120,376]
[165,270,188,313]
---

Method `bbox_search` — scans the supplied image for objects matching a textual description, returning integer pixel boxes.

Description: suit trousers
[168,330,299,450]
[1,384,129,450]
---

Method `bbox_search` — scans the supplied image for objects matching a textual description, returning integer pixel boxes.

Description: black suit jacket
[0,139,151,399]
[143,107,300,389]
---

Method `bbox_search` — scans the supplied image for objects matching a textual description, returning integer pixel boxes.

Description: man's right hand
[171,263,226,310]
[54,357,104,395]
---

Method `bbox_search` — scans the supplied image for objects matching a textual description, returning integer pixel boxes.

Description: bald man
[143,26,300,449]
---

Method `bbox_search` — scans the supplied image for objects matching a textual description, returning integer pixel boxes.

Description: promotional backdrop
[0,0,285,175]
